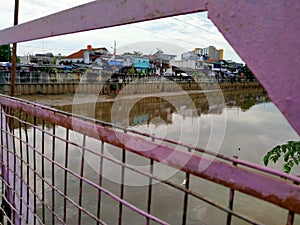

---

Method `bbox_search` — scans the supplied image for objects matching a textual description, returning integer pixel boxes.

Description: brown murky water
[17,88,300,224]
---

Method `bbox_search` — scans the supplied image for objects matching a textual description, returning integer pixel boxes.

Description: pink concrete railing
[0,0,299,224]
[0,0,299,135]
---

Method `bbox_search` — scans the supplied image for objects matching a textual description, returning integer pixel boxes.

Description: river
[15,88,300,224]
[57,88,299,168]
[53,88,300,224]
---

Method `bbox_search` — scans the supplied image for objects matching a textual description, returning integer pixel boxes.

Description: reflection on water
[57,88,275,155]
[14,88,300,224]
[57,88,269,127]
[52,88,300,175]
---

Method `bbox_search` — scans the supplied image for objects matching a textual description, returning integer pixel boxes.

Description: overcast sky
[0,0,242,62]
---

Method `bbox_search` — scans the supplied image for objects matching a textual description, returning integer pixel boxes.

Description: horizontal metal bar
[1,95,300,214]
[0,175,61,225]
[0,0,206,45]
[2,122,262,225]
[2,94,299,184]
[1,149,105,225]
[1,110,263,224]
[1,125,168,225]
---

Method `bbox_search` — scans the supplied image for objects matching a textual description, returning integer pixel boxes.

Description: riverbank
[19,86,266,107]
[0,80,261,96]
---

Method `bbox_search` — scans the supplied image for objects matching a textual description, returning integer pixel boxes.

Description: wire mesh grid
[0,95,300,225]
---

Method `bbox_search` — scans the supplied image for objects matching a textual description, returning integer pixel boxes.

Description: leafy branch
[263,141,300,173]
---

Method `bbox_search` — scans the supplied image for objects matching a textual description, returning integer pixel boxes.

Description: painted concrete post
[207,0,300,134]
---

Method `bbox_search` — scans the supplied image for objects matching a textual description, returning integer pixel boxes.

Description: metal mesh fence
[1,95,300,225]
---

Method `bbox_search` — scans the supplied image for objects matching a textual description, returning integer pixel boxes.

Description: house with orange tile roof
[62,45,109,64]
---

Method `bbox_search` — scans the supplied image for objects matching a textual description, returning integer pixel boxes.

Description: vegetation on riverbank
[264,141,300,173]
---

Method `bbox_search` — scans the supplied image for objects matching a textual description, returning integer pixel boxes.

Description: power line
[134,19,225,51]
[151,20,223,46]
[173,17,217,36]
[18,44,74,52]
[172,17,227,45]
[134,25,198,47]
[134,18,241,61]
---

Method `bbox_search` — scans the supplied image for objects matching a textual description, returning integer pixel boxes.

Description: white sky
[0,0,242,62]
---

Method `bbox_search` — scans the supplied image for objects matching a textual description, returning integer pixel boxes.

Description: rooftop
[66,47,108,59]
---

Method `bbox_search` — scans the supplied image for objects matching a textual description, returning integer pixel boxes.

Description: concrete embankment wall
[0,81,262,96]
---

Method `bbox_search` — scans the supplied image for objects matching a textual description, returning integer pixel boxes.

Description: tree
[263,141,300,173]
[156,49,164,54]
[240,64,255,81]
[133,51,143,56]
[122,51,143,56]
[128,66,135,75]
[51,53,64,64]
[0,45,11,62]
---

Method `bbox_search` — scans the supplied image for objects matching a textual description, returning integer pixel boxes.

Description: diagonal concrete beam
[0,0,207,45]
[208,0,300,135]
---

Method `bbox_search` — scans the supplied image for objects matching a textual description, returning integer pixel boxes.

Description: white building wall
[95,58,101,65]
[19,56,29,64]
[181,51,196,60]
[170,59,196,68]
[57,58,83,65]
[84,51,90,64]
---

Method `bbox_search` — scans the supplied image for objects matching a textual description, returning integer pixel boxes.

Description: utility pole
[10,0,19,97]
[113,40,116,72]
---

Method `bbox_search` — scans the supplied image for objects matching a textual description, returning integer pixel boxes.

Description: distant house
[152,51,176,61]
[60,45,109,64]
[170,58,196,75]
[19,53,54,65]
[122,55,134,67]
[99,54,123,72]
[181,51,199,61]
[152,51,176,75]
[194,46,224,61]
[121,55,154,74]
[134,57,150,74]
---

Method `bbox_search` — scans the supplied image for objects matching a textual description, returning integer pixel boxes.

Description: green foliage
[0,45,11,62]
[51,54,64,64]
[133,51,143,56]
[110,82,117,90]
[128,67,135,75]
[122,51,143,56]
[263,141,300,173]
[239,98,255,112]
[240,64,255,80]
[192,72,203,77]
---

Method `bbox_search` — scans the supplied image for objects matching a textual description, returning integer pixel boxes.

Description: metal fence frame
[1,94,300,224]
[0,0,299,224]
